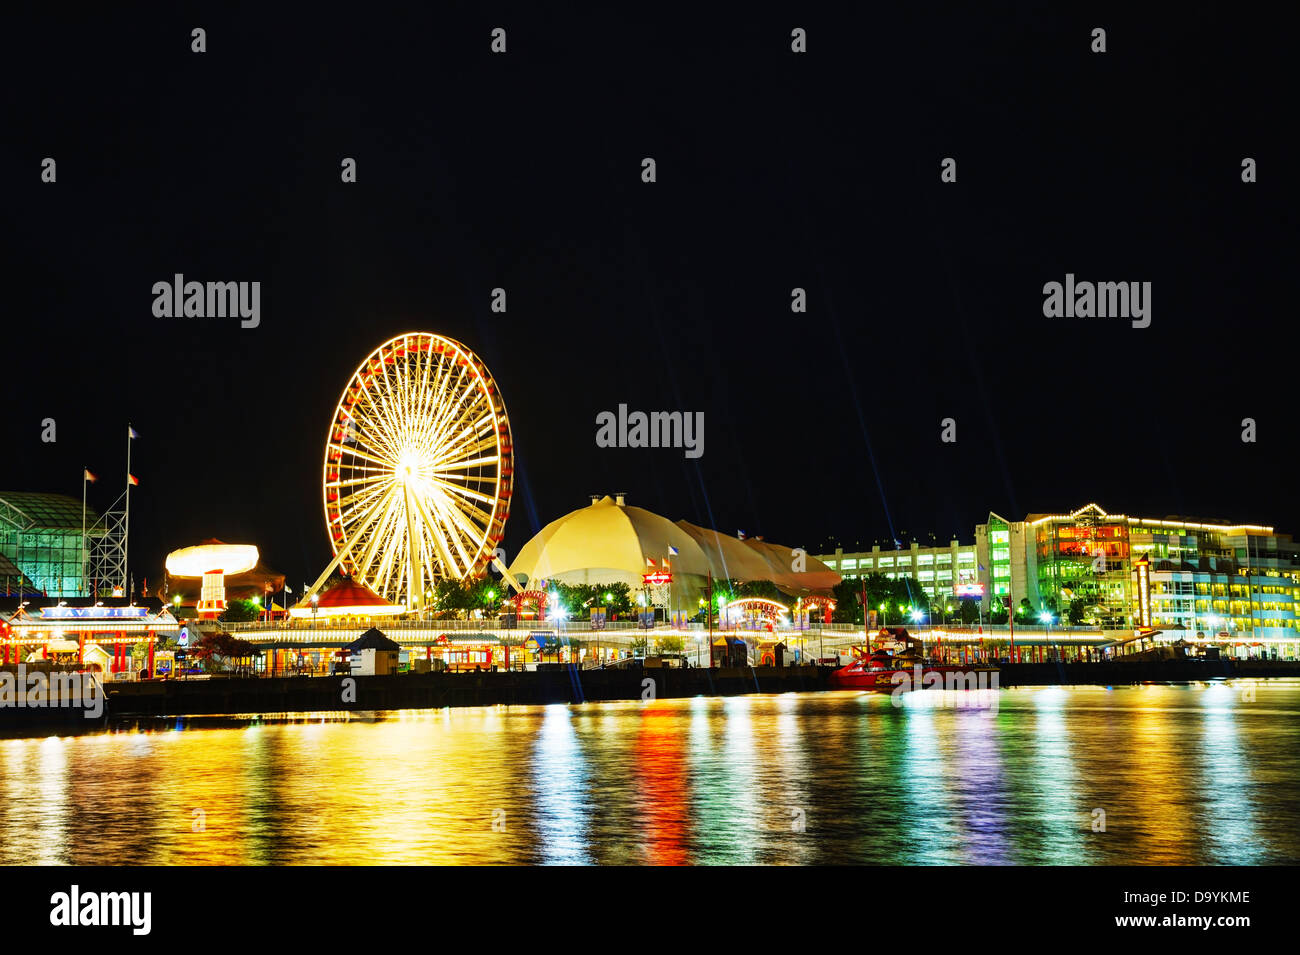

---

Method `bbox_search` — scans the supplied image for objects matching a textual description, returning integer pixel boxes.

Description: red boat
[828,641,998,692]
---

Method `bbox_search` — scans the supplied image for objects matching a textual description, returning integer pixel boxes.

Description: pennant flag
[645,557,656,567]
[661,558,670,569]
[668,545,679,556]
[737,530,746,540]
[285,583,294,593]
[128,426,139,439]
[83,469,97,482]
[128,474,139,486]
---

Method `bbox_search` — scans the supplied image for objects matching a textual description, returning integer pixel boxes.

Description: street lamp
[1040,610,1054,660]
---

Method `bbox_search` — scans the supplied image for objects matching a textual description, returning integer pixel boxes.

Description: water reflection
[0,684,1297,864]
[532,705,589,864]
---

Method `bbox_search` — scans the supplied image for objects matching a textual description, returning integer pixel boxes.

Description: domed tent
[508,495,710,589]
[674,520,778,582]
[507,495,841,608]
[740,537,841,596]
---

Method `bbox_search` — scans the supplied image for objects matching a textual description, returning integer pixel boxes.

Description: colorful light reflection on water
[1,683,1297,865]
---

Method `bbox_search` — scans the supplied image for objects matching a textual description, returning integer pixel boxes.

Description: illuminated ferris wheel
[321,332,513,611]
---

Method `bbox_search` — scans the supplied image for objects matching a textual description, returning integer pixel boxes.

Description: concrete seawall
[104,665,828,717]
[5,659,1297,725]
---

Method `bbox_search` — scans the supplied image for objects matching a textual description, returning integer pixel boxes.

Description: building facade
[0,492,99,598]
[818,502,1300,657]
[816,539,979,604]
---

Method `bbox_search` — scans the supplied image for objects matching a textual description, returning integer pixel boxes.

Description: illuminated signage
[642,572,673,586]
[1135,556,1152,628]
[954,583,985,597]
[40,606,149,619]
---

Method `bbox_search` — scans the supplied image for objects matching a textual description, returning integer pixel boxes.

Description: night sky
[4,6,1292,592]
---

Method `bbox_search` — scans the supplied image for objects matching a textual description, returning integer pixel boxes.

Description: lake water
[2,682,1297,865]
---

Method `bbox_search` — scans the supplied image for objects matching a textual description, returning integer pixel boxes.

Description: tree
[832,573,896,624]
[737,579,781,600]
[957,598,981,625]
[221,598,261,622]
[193,633,257,672]
[433,579,473,614]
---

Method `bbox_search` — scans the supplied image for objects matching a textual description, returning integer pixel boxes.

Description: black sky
[3,5,1293,590]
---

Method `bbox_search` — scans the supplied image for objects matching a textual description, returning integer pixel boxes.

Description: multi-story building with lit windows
[818,502,1300,657]
[1132,518,1300,655]
[979,503,1138,626]
[816,539,980,604]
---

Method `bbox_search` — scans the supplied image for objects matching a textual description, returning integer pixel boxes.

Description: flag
[128,426,139,439]
[978,563,986,572]
[645,557,656,567]
[128,474,139,486]
[285,583,294,593]
[661,558,670,569]
[668,545,679,556]
[737,530,746,540]
[83,469,97,482]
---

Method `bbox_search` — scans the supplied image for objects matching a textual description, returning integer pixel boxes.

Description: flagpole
[124,424,132,597]
[81,467,88,598]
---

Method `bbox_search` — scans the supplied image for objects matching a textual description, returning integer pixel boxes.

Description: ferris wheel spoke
[348,394,402,456]
[409,487,467,579]
[328,469,394,498]
[434,495,491,564]
[327,480,395,578]
[432,453,500,474]
[428,476,498,509]
[447,495,494,538]
[348,419,401,465]
[423,358,457,441]
[349,378,399,440]
[427,489,484,574]
[341,401,397,453]
[328,471,391,490]
[338,442,402,472]
[370,511,406,599]
[428,421,495,470]
[426,369,478,449]
[335,480,394,520]
[431,423,496,472]
[353,485,405,582]
[371,392,408,458]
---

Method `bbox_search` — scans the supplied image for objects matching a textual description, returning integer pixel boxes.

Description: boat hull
[829,663,998,691]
